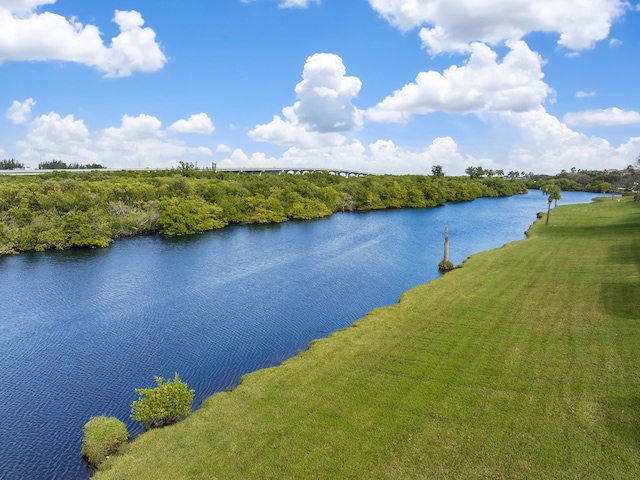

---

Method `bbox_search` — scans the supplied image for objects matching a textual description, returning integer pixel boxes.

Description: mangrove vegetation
[0,170,527,256]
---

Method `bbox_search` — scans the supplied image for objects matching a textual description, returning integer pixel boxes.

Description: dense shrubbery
[38,160,106,170]
[81,416,129,469]
[0,159,24,170]
[131,373,195,430]
[0,171,527,255]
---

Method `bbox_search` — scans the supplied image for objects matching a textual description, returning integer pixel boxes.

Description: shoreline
[97,196,640,479]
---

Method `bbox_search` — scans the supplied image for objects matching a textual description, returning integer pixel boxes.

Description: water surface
[0,191,602,479]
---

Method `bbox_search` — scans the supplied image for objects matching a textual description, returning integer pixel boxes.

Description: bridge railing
[0,167,372,177]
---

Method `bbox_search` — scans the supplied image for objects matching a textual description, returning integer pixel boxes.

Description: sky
[1,0,639,175]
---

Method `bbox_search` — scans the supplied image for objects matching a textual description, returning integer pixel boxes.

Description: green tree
[38,159,69,169]
[131,373,195,430]
[542,183,562,225]
[157,196,225,235]
[584,180,612,194]
[465,166,485,179]
[431,165,444,177]
[0,158,25,169]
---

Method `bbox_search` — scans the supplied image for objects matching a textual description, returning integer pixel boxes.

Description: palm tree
[542,184,562,224]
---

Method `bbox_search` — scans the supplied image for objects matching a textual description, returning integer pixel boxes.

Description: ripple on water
[0,192,605,480]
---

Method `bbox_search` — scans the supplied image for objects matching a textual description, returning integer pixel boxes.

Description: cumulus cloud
[11,103,214,168]
[249,53,362,148]
[240,0,320,7]
[366,41,552,122]
[563,108,640,127]
[0,2,166,77]
[501,107,640,172]
[169,113,215,134]
[6,98,36,124]
[368,136,485,173]
[368,0,629,53]
[98,114,164,145]
[279,0,320,7]
[250,111,349,148]
[293,53,362,132]
[218,135,484,175]
[219,141,368,172]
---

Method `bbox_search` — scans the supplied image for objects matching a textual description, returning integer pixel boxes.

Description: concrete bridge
[215,167,370,177]
[0,167,372,177]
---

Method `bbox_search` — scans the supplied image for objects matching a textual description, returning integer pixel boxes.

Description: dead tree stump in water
[438,226,454,272]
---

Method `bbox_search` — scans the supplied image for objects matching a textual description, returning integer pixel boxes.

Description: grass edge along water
[97,196,640,480]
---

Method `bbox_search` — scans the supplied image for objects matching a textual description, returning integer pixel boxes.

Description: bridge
[215,167,370,177]
[0,167,372,177]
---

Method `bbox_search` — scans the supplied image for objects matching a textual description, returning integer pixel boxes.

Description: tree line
[0,158,106,170]
[0,170,527,255]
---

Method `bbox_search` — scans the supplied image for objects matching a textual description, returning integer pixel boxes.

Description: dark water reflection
[0,191,602,479]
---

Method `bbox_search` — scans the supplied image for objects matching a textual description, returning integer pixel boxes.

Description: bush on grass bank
[81,416,129,470]
[131,373,195,430]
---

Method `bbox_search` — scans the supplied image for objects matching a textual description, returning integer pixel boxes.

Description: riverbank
[0,171,526,256]
[97,196,639,479]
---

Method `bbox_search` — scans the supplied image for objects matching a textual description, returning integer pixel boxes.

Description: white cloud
[249,111,349,148]
[293,53,362,132]
[368,0,629,53]
[0,0,55,14]
[98,114,164,144]
[576,91,596,98]
[366,41,552,122]
[0,3,166,77]
[248,53,362,148]
[216,144,232,153]
[563,108,640,127]
[6,98,36,124]
[16,111,97,163]
[502,107,640,172]
[240,0,319,7]
[218,136,485,176]
[279,0,320,8]
[219,142,370,172]
[368,136,486,173]
[12,106,213,169]
[169,113,215,134]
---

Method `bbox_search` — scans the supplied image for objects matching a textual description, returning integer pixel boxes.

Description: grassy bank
[97,197,640,479]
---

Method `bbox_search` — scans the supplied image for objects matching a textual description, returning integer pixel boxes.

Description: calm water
[0,191,602,479]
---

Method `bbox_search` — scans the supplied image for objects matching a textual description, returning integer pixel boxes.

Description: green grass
[97,197,640,480]
[81,416,129,469]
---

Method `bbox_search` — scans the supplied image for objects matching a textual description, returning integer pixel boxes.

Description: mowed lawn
[98,197,640,480]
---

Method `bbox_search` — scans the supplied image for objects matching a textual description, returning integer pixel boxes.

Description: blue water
[0,191,602,479]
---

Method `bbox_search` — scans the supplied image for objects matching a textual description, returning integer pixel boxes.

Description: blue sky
[1,0,639,175]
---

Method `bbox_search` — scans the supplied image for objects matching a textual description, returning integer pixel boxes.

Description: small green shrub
[438,260,455,271]
[81,416,129,469]
[131,373,195,430]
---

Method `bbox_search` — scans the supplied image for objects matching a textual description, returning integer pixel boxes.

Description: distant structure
[0,167,372,177]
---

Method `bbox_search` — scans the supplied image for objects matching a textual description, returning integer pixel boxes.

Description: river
[0,190,603,479]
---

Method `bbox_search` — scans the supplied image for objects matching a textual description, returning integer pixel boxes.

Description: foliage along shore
[94,195,640,479]
[0,170,527,256]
